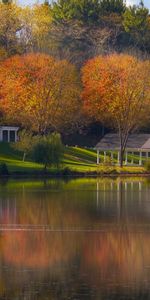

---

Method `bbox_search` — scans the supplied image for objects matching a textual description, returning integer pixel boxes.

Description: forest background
[0,0,150,147]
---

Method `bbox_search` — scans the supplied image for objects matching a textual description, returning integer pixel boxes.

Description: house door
[2,130,8,142]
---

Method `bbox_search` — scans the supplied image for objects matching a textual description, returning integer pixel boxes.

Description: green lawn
[0,142,147,175]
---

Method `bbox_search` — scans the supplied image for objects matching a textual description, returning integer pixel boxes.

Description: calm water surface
[0,177,150,299]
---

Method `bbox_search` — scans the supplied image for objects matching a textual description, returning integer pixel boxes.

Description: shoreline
[1,170,150,179]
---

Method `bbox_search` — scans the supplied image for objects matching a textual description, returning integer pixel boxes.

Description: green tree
[2,0,12,4]
[52,0,100,24]
[32,133,64,170]
[123,1,150,50]
[13,130,36,162]
[99,0,126,16]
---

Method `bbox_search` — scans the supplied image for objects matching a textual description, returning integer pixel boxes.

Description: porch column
[146,152,149,160]
[15,130,17,142]
[8,130,10,143]
[139,151,142,166]
[104,151,106,162]
[125,151,128,165]
[97,150,100,165]
[131,152,134,165]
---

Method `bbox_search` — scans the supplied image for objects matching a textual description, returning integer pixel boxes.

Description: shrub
[144,161,150,171]
[103,156,113,166]
[32,133,64,170]
[62,167,72,176]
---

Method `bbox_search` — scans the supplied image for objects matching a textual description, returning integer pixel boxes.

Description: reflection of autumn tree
[0,182,88,270]
[0,178,150,299]
[81,178,150,293]
[0,232,81,300]
[2,231,79,268]
[79,178,150,294]
[82,232,150,290]
[17,191,90,227]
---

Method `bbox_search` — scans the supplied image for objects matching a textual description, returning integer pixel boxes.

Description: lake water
[0,177,150,299]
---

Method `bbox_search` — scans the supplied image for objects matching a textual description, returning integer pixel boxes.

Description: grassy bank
[0,142,148,176]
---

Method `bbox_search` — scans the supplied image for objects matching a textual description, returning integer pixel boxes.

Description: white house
[0,126,19,142]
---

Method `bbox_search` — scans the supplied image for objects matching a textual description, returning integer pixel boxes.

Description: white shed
[0,126,19,142]
[95,133,150,166]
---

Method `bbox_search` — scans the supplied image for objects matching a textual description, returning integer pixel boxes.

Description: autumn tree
[82,54,150,166]
[0,2,21,58]
[20,4,53,53]
[0,53,81,134]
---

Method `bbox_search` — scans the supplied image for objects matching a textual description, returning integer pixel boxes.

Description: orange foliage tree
[0,53,81,134]
[82,54,150,166]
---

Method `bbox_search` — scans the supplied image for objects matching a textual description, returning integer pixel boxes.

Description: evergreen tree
[123,1,150,50]
[2,0,12,4]
[52,0,101,24]
[99,0,126,15]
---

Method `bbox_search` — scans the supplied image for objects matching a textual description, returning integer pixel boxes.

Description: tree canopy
[123,1,150,50]
[99,0,125,16]
[51,0,101,24]
[0,0,150,145]
[0,0,150,63]
[82,54,150,166]
[0,3,21,58]
[0,53,81,134]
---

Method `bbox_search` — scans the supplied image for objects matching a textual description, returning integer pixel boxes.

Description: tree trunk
[23,152,26,162]
[44,163,47,172]
[118,124,131,168]
[101,125,105,137]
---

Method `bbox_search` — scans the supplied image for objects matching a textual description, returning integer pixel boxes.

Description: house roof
[95,134,150,151]
[0,126,19,131]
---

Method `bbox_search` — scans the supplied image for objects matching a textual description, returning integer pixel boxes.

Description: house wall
[0,127,19,142]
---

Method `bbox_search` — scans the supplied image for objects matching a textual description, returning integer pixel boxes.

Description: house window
[2,130,8,142]
[10,131,15,142]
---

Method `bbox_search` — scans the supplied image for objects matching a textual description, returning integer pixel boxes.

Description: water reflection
[0,178,150,299]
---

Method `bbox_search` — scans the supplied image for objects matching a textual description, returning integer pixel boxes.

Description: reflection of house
[95,133,150,165]
[0,126,19,142]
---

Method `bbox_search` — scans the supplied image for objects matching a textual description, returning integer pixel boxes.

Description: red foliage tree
[0,53,81,134]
